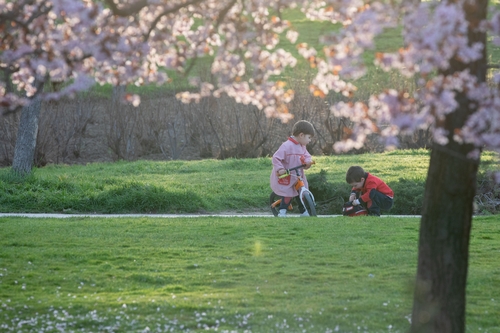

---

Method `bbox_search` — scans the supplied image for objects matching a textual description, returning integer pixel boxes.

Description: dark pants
[367,190,393,216]
[279,196,306,213]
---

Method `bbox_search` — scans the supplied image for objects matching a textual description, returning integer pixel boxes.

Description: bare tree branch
[144,0,207,40]
[102,0,149,16]
[214,0,238,29]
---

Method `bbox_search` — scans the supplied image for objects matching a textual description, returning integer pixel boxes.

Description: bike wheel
[301,192,317,217]
[269,192,281,217]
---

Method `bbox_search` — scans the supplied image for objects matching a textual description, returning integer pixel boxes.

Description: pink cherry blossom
[2,0,500,158]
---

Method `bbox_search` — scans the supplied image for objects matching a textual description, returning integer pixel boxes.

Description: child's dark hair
[292,120,315,137]
[346,166,366,183]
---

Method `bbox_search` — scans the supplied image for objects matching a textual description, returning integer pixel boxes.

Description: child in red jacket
[346,166,394,216]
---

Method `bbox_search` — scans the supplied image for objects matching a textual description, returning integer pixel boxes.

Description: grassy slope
[0,216,499,332]
[0,150,498,215]
[120,6,500,97]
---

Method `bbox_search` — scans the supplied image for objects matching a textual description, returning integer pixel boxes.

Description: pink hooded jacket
[270,137,312,197]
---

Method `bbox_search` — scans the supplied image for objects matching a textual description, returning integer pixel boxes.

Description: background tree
[0,0,298,174]
[1,0,499,332]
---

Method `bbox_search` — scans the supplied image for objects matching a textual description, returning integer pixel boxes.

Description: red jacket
[352,173,394,208]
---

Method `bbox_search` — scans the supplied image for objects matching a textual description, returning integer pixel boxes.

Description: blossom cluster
[2,0,500,157]
[305,0,500,159]
[1,0,302,122]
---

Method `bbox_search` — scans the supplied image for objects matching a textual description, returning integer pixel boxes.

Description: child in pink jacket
[270,120,315,217]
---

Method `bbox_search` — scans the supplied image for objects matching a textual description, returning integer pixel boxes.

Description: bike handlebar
[278,161,315,178]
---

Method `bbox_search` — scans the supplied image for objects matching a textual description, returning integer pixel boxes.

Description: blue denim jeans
[367,190,393,216]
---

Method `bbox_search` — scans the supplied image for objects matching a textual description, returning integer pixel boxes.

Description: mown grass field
[1,215,499,332]
[1,151,500,331]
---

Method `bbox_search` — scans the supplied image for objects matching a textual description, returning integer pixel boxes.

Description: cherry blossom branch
[144,0,208,40]
[102,0,149,16]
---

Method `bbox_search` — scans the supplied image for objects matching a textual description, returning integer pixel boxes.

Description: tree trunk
[410,144,478,333]
[410,0,487,332]
[12,96,42,175]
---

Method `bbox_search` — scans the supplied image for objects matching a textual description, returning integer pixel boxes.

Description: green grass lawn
[1,215,499,332]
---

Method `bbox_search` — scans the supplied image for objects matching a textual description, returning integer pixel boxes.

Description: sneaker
[300,211,310,217]
[277,209,287,217]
